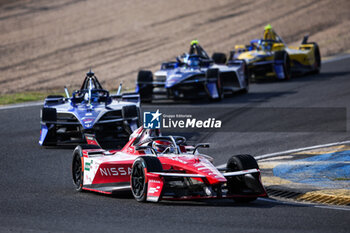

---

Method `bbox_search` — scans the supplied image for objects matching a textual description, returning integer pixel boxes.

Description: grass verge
[0,86,134,106]
[0,92,64,106]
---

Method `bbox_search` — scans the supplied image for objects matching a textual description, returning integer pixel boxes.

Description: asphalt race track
[1,57,350,232]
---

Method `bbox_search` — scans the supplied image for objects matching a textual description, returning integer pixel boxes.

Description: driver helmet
[258,40,271,51]
[152,140,173,153]
[90,89,99,99]
[83,90,99,102]
[187,56,200,68]
[263,24,276,41]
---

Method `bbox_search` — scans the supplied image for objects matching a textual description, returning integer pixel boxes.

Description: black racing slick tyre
[131,156,163,202]
[41,108,57,122]
[212,52,227,64]
[310,42,321,74]
[40,108,57,146]
[274,50,291,80]
[72,146,85,192]
[226,154,259,203]
[122,105,138,119]
[137,70,153,103]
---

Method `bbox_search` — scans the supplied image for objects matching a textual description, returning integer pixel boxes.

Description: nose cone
[158,155,227,185]
[74,106,99,129]
[192,160,227,184]
[81,117,96,129]
[165,73,183,88]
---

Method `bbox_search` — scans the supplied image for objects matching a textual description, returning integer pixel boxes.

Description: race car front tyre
[310,42,321,74]
[212,52,227,64]
[41,107,57,122]
[137,70,153,103]
[274,50,291,80]
[40,108,57,146]
[72,146,84,192]
[226,154,259,203]
[131,156,163,202]
[122,105,138,119]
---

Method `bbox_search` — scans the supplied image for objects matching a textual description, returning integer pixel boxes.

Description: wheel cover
[132,163,145,198]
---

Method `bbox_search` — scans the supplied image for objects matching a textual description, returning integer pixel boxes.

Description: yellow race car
[229,24,321,81]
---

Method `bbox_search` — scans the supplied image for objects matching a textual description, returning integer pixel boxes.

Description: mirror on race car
[193,143,210,154]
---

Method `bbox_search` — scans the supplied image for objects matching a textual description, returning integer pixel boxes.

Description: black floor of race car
[0,57,349,232]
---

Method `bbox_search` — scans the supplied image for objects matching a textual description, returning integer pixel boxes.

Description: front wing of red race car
[130,155,267,203]
[143,168,267,202]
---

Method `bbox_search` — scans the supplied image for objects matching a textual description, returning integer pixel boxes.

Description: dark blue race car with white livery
[136,41,249,102]
[39,70,141,146]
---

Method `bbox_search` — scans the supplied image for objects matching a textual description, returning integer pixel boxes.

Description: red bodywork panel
[92,161,133,184]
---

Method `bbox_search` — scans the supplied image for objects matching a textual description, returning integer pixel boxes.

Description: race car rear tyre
[131,156,163,202]
[212,52,227,64]
[137,70,153,103]
[310,42,321,74]
[72,146,84,192]
[274,50,291,80]
[226,154,259,203]
[206,68,224,101]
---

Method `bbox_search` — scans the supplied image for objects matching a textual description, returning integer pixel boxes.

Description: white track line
[322,53,350,64]
[259,198,350,211]
[216,140,350,168]
[255,140,350,160]
[0,101,42,110]
[315,205,350,211]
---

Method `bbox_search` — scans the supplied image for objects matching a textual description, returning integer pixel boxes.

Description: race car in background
[72,127,267,203]
[136,40,249,102]
[39,70,141,146]
[230,24,321,81]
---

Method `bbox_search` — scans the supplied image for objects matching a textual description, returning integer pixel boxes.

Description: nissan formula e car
[230,24,321,81]
[72,127,267,203]
[136,40,249,102]
[39,70,141,146]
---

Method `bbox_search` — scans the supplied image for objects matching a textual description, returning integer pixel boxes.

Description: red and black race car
[72,127,267,203]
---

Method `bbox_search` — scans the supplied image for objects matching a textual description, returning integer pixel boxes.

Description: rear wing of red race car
[85,134,101,148]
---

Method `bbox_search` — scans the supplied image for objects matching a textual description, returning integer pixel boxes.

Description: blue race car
[39,70,141,146]
[136,40,249,102]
